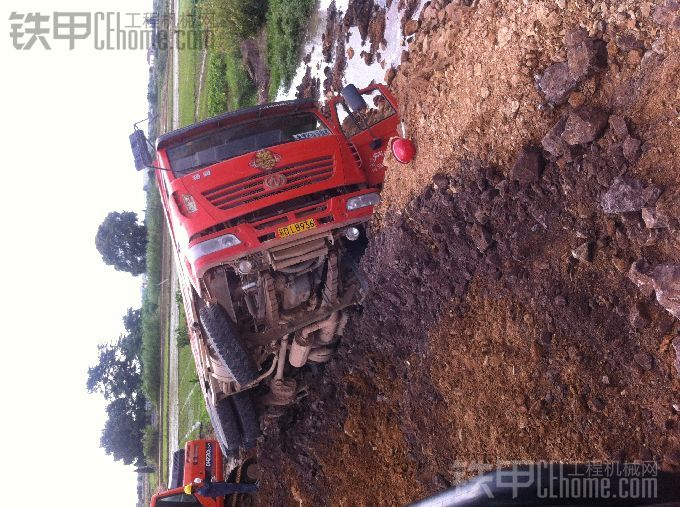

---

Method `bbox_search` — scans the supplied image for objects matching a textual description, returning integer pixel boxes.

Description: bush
[141,183,163,405]
[175,291,190,348]
[206,51,229,115]
[142,424,159,465]
[266,0,316,99]
[200,0,267,50]
[205,48,258,116]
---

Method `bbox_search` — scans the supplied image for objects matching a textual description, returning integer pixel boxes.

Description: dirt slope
[257,1,680,505]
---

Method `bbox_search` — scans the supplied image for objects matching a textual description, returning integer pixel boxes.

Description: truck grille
[202,156,334,211]
[268,231,331,270]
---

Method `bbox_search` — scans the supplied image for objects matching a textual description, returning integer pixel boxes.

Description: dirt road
[257,0,680,505]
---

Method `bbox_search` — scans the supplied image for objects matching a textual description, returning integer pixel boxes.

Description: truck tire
[169,449,185,489]
[341,84,368,112]
[199,304,258,386]
[208,397,242,455]
[232,391,261,450]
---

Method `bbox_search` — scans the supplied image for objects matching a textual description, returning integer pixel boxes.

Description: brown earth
[258,0,680,505]
[241,29,270,104]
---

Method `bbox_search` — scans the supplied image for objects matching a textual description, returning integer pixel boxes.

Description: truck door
[330,84,401,187]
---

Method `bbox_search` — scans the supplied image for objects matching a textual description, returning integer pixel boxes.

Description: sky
[1,1,151,505]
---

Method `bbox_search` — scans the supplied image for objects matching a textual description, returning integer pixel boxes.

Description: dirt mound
[240,30,269,104]
[296,65,320,101]
[258,0,680,505]
[305,0,393,99]
[386,0,680,210]
[258,156,680,505]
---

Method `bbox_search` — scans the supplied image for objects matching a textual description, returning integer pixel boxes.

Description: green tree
[86,338,141,401]
[100,395,147,465]
[95,211,147,276]
[122,307,143,357]
[87,309,142,399]
[88,309,148,465]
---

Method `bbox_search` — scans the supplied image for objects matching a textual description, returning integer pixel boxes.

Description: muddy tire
[169,449,185,489]
[232,391,261,450]
[208,397,242,455]
[199,304,258,386]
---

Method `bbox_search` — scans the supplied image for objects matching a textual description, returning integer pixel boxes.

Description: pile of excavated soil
[256,0,680,505]
[383,0,680,211]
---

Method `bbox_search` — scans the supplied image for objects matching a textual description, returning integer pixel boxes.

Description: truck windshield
[167,112,331,176]
[155,493,200,505]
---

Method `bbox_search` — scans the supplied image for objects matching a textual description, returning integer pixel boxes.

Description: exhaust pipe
[288,332,314,368]
[289,312,341,367]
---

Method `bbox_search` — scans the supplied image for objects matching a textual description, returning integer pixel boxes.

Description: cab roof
[156,98,316,150]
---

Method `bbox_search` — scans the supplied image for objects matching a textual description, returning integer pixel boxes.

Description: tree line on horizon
[89,211,150,467]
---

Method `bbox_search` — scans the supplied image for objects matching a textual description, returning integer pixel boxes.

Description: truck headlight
[181,194,198,213]
[188,234,241,262]
[346,193,380,211]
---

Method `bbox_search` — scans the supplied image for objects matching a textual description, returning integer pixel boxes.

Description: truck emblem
[249,149,281,171]
[264,173,287,190]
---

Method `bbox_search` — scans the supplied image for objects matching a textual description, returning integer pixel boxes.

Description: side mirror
[341,84,367,113]
[129,129,153,171]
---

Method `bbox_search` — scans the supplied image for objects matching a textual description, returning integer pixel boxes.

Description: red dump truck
[130,84,411,455]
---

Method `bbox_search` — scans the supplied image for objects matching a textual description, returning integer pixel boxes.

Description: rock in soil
[567,38,608,81]
[571,242,592,263]
[623,136,642,162]
[542,116,574,158]
[633,350,654,370]
[403,19,419,36]
[561,107,609,145]
[651,264,680,318]
[511,146,544,184]
[600,177,647,213]
[628,260,656,298]
[642,207,670,229]
[609,115,629,139]
[537,62,576,105]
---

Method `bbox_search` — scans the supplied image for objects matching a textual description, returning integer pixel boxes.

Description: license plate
[277,218,316,238]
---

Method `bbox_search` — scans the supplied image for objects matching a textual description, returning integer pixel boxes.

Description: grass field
[204,48,257,115]
[196,58,210,120]
[141,185,163,406]
[160,312,170,481]
[175,291,210,445]
[178,344,211,444]
[266,0,316,99]
[196,0,314,107]
[178,0,203,126]
[175,0,260,122]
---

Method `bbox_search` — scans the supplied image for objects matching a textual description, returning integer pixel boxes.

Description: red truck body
[132,84,406,458]
[153,89,398,287]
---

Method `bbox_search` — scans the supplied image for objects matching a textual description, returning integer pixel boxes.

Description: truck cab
[131,84,410,456]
